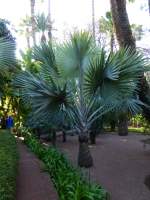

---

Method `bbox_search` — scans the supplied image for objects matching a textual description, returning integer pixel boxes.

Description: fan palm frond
[35,13,49,32]
[0,38,16,72]
[13,70,73,123]
[84,48,144,100]
[56,31,97,79]
[33,42,59,81]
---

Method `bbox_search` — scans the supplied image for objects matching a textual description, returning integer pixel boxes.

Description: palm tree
[110,0,150,136]
[110,0,135,135]
[48,0,52,40]
[110,0,135,48]
[14,32,145,167]
[91,0,96,41]
[99,11,115,52]
[0,38,16,115]
[30,0,36,45]
[35,13,49,42]
[19,16,32,49]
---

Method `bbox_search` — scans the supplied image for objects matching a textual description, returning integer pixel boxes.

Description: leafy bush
[22,130,109,200]
[0,130,18,200]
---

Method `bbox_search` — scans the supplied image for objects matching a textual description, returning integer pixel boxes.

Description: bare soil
[16,141,58,200]
[57,133,150,200]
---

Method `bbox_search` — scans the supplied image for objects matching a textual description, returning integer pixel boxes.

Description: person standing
[6,116,14,133]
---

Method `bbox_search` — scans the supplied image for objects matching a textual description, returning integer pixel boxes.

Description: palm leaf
[0,38,16,72]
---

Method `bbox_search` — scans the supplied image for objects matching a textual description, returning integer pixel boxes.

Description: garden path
[57,133,150,200]
[16,141,58,200]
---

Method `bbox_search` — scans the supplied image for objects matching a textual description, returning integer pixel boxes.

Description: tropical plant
[30,0,36,45]
[99,11,115,52]
[14,32,145,167]
[19,16,32,48]
[110,0,150,135]
[47,0,52,40]
[35,13,49,42]
[20,48,40,73]
[0,38,16,100]
[22,130,108,200]
[110,0,135,48]
[0,18,15,42]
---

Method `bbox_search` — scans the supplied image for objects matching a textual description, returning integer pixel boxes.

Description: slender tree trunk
[90,131,96,144]
[149,0,150,14]
[52,130,56,146]
[78,133,93,168]
[48,0,52,40]
[62,130,66,142]
[92,0,96,41]
[110,32,115,52]
[30,0,36,45]
[110,0,136,136]
[26,28,31,49]
[118,115,128,136]
[41,32,46,43]
[110,120,116,132]
[110,0,135,48]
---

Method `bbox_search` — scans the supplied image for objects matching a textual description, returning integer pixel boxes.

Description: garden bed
[0,130,18,200]
[22,129,109,200]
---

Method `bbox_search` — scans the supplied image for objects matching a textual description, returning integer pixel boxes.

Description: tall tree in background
[92,0,96,41]
[110,0,135,49]
[48,0,52,40]
[19,16,32,48]
[110,0,135,136]
[30,0,36,45]
[110,0,150,134]
[99,11,115,52]
[35,13,49,42]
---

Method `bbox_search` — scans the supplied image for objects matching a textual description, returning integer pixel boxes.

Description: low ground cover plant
[0,130,18,200]
[22,129,109,200]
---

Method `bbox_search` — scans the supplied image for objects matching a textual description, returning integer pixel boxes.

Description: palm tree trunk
[30,0,36,45]
[110,32,115,52]
[90,131,96,144]
[78,134,93,168]
[118,115,128,136]
[26,28,31,49]
[110,0,135,48]
[92,0,96,41]
[110,0,136,136]
[41,32,46,43]
[52,130,56,146]
[48,0,52,40]
[110,120,116,132]
[62,130,66,142]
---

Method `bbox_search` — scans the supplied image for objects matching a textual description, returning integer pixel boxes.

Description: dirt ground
[56,133,150,200]
[16,141,58,200]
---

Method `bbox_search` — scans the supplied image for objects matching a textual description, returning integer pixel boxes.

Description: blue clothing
[6,116,14,129]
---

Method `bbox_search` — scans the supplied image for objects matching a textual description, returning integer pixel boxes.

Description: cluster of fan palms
[11,31,148,167]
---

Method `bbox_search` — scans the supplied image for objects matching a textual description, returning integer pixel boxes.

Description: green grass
[22,129,109,200]
[128,126,150,135]
[0,130,18,200]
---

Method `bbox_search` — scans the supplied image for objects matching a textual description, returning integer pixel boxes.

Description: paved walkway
[57,133,150,200]
[16,141,58,200]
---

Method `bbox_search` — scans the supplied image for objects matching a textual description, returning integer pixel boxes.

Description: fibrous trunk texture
[118,116,128,136]
[78,134,93,168]
[110,0,135,48]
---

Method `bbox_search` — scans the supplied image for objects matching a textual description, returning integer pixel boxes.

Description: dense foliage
[0,130,18,200]
[22,129,109,200]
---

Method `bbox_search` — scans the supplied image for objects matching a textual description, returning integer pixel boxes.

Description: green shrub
[23,130,109,200]
[0,130,18,200]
